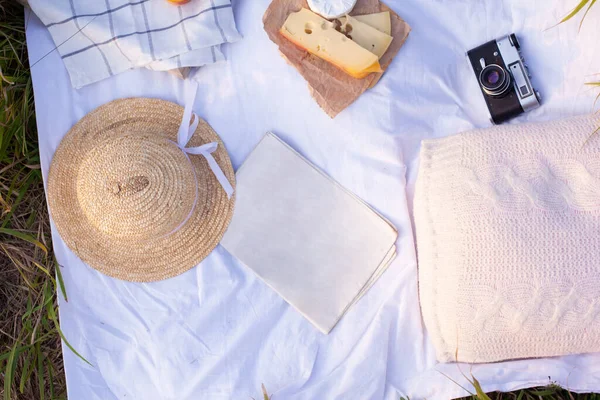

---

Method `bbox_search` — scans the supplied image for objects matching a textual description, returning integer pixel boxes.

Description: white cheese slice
[307,0,358,19]
[339,15,393,59]
[280,8,381,79]
[353,11,391,35]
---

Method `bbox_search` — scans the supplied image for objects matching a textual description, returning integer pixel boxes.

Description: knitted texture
[414,114,600,363]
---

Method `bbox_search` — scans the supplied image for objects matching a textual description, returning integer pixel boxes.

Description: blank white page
[221,133,397,333]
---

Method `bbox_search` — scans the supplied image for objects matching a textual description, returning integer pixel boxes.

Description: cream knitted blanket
[414,114,600,363]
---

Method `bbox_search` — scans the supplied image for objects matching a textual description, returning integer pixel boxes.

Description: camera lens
[485,70,501,85]
[479,64,511,97]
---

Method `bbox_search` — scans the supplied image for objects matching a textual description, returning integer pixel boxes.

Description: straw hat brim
[47,98,235,282]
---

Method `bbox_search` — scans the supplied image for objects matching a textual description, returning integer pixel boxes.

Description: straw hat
[47,98,235,282]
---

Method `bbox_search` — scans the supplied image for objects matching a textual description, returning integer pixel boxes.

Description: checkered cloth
[28,0,241,88]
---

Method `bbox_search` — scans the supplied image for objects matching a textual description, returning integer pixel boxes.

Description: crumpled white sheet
[26,0,600,398]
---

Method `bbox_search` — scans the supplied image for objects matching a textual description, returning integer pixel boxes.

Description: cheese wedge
[338,15,393,58]
[352,12,391,35]
[280,8,382,79]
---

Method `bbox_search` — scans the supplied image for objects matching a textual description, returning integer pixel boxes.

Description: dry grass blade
[438,368,474,396]
[0,227,47,255]
[559,0,591,24]
[44,282,92,367]
[262,383,271,400]
[577,0,598,31]
[29,14,99,70]
[472,376,493,400]
[549,0,597,30]
[591,88,600,111]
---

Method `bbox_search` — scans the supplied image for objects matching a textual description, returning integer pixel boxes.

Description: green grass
[455,381,600,400]
[0,1,69,399]
[0,0,599,399]
[454,385,600,400]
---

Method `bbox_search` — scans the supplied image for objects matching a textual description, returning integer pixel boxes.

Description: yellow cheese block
[280,8,382,79]
[353,12,391,35]
[338,15,393,58]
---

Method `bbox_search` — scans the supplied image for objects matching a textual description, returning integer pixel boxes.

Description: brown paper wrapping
[263,0,410,117]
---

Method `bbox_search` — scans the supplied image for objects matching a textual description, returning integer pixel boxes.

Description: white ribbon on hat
[175,81,234,199]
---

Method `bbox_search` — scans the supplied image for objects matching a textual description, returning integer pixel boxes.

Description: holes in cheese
[280,8,382,79]
[337,15,393,59]
[305,21,315,34]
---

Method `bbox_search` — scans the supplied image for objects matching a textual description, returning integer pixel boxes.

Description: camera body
[467,34,540,124]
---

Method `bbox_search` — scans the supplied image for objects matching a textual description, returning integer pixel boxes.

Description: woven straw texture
[47,98,235,282]
[414,114,600,363]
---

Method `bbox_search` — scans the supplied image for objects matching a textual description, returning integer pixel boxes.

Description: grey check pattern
[29,0,241,88]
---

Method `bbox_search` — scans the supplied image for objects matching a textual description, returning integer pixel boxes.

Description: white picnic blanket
[26,0,600,398]
[28,0,241,88]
